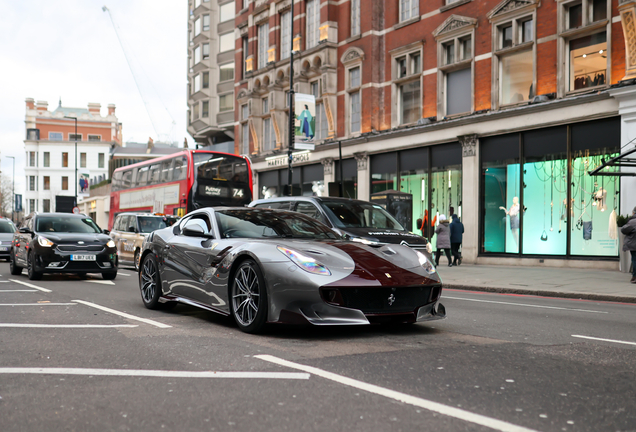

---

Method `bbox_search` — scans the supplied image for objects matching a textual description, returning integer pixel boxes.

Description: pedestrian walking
[450,214,464,266]
[621,206,636,284]
[435,214,452,267]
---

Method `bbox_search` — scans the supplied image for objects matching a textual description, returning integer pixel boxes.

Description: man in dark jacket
[621,206,636,284]
[449,214,464,266]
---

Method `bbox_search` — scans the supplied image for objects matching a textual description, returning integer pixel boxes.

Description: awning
[588,146,636,176]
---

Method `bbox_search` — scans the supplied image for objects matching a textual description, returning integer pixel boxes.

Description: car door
[110,215,123,258]
[119,215,137,264]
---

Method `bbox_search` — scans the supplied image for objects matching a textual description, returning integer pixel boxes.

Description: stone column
[354,151,369,201]
[459,134,479,264]
[619,0,636,80]
[321,157,335,195]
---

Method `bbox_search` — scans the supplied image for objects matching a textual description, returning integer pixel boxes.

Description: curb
[443,284,636,304]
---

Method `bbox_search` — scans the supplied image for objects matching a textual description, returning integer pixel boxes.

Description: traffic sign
[72,206,80,214]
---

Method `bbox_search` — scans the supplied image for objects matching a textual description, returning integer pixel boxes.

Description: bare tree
[0,174,14,218]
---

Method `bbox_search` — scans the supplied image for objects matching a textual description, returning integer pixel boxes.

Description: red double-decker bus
[108,150,253,229]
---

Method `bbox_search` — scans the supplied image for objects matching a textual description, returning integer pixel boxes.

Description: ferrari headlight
[415,250,436,275]
[106,240,116,248]
[277,246,331,276]
[350,237,380,246]
[38,237,54,247]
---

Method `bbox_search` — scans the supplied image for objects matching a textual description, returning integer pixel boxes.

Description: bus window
[112,171,123,191]
[122,170,133,189]
[137,165,150,186]
[173,157,187,180]
[161,159,174,182]
[149,164,161,185]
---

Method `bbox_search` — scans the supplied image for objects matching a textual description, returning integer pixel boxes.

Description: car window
[36,216,101,233]
[0,221,16,233]
[294,202,323,221]
[114,215,123,231]
[320,200,404,230]
[215,209,338,240]
[253,201,290,210]
[138,216,169,233]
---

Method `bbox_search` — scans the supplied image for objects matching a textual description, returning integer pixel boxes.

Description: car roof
[251,196,368,205]
[117,212,163,217]
[35,213,91,219]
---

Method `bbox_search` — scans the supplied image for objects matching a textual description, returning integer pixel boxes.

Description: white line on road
[0,367,310,379]
[0,303,76,306]
[87,280,116,285]
[572,335,636,346]
[72,299,171,328]
[443,296,607,314]
[0,290,39,293]
[0,324,138,328]
[9,279,52,293]
[256,355,539,432]
[118,272,131,276]
[0,281,9,283]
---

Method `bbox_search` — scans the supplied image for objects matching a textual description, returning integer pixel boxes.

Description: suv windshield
[36,216,101,233]
[0,221,16,233]
[215,209,339,240]
[320,200,405,230]
[138,216,170,233]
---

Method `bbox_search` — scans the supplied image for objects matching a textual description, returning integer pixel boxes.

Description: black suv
[10,212,118,280]
[249,196,430,253]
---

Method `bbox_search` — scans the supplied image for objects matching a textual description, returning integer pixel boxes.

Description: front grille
[333,285,439,314]
[57,245,104,252]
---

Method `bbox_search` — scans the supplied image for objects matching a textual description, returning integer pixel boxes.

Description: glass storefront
[334,158,358,199]
[480,117,620,258]
[259,163,325,199]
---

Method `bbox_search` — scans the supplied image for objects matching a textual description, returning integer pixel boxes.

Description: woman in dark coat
[435,215,452,267]
[449,214,464,266]
[621,206,636,284]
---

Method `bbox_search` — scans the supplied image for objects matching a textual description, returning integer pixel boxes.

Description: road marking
[0,324,138,328]
[0,303,76,306]
[572,335,636,346]
[0,281,9,283]
[0,367,310,379]
[87,280,116,285]
[72,300,171,328]
[443,296,607,314]
[256,355,539,432]
[0,290,39,293]
[118,272,131,276]
[9,279,52,293]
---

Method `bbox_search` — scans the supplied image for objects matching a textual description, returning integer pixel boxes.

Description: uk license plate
[71,255,96,261]
[0,247,8,252]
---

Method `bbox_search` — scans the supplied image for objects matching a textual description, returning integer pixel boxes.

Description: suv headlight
[38,237,54,247]
[106,240,116,248]
[277,246,331,276]
[415,250,436,275]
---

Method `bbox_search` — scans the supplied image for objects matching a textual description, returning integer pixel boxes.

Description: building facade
[235,0,636,269]
[187,0,237,147]
[23,98,122,217]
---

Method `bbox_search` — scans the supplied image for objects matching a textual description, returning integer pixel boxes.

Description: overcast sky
[0,0,188,197]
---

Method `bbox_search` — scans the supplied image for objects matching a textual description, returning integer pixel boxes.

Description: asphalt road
[0,261,634,432]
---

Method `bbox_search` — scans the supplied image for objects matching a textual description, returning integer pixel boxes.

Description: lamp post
[64,116,78,207]
[287,0,295,196]
[7,156,15,223]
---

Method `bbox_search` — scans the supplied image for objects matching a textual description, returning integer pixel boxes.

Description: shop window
[500,50,533,105]
[371,153,397,195]
[481,134,520,254]
[334,158,358,199]
[569,32,607,91]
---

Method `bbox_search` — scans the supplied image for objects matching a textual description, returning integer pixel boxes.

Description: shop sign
[266,151,311,167]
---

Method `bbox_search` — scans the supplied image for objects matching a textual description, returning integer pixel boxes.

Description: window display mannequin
[500,196,520,246]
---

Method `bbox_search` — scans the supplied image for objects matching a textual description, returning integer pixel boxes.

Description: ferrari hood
[342,227,427,246]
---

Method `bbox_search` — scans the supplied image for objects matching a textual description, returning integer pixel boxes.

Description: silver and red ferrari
[138,207,445,333]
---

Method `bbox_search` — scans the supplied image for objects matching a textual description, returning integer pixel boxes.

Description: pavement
[436,263,636,304]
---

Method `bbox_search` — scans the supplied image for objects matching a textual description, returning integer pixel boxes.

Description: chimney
[36,100,49,113]
[147,137,154,153]
[25,98,35,110]
[88,103,101,115]
[107,104,116,115]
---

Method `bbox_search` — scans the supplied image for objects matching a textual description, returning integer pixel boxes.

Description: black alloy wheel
[139,254,162,309]
[9,251,22,275]
[230,260,268,334]
[27,251,42,280]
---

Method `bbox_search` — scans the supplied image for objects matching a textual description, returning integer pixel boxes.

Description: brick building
[234,0,636,269]
[23,99,122,221]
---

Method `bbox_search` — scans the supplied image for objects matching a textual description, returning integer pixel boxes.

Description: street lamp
[7,156,14,223]
[64,116,78,207]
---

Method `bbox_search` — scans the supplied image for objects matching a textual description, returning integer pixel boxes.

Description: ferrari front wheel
[139,254,162,309]
[230,260,268,334]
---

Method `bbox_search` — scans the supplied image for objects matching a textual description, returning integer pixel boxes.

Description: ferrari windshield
[216,209,339,240]
[36,216,101,233]
[320,200,405,230]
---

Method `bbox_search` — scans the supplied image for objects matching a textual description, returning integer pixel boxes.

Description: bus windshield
[193,153,252,208]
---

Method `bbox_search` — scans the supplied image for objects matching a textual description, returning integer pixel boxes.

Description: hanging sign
[294,93,316,145]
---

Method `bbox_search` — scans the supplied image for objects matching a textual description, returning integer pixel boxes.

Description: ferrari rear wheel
[231,260,268,334]
[140,254,162,309]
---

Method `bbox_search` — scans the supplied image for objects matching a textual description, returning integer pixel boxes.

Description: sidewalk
[436,264,636,303]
